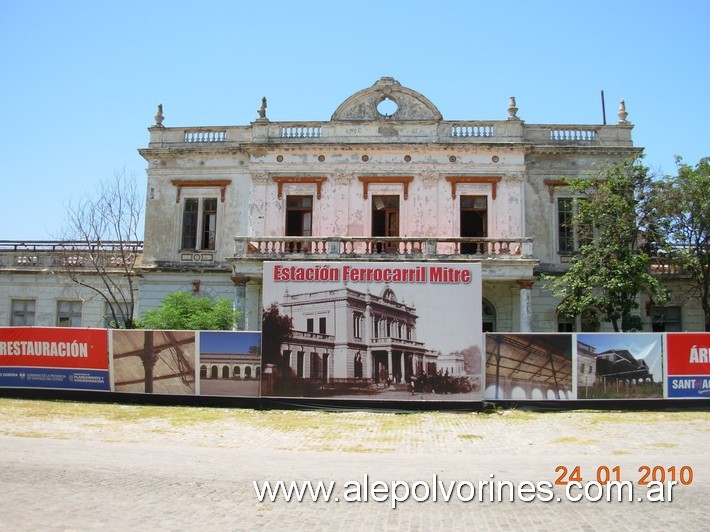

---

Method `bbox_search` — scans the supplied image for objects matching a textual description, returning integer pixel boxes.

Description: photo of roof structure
[484,333,573,400]
[112,330,195,394]
[577,333,663,399]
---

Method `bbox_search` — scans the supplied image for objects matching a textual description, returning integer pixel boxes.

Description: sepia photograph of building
[261,261,482,400]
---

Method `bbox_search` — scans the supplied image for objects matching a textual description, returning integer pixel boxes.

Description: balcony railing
[233,236,533,261]
[0,241,143,269]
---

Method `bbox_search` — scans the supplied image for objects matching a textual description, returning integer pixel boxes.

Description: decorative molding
[170,179,232,203]
[516,279,535,290]
[272,176,328,200]
[333,172,352,184]
[505,173,525,183]
[251,172,269,184]
[543,179,568,203]
[357,176,414,200]
[421,172,439,186]
[444,176,502,200]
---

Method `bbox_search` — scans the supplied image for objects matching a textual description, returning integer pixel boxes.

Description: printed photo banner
[111,330,196,395]
[576,333,664,400]
[261,261,483,401]
[666,333,710,399]
[198,331,262,397]
[0,327,109,391]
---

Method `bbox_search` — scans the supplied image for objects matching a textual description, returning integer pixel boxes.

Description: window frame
[11,299,36,326]
[181,196,219,251]
[57,300,82,328]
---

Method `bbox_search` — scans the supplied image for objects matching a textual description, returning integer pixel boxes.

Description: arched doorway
[482,298,496,332]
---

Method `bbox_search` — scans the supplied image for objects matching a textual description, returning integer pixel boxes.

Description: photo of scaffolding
[111,330,196,394]
[484,333,574,400]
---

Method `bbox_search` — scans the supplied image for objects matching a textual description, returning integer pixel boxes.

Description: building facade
[137,77,641,333]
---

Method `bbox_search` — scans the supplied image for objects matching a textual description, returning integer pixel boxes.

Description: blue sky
[200,331,261,354]
[2,0,708,240]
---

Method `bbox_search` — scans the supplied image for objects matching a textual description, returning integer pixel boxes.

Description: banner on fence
[260,261,483,400]
[198,331,261,397]
[666,333,710,399]
[111,330,196,394]
[484,333,574,400]
[0,327,109,391]
[576,333,664,400]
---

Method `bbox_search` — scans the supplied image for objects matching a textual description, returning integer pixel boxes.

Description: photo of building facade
[261,261,482,399]
[198,331,261,397]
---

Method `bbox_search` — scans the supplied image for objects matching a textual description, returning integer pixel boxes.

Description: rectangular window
[11,299,36,326]
[319,317,327,335]
[306,318,314,333]
[652,306,682,332]
[286,196,313,236]
[460,195,488,254]
[182,198,218,250]
[104,302,130,328]
[202,198,217,250]
[353,312,362,339]
[57,300,82,327]
[557,198,592,256]
[558,198,574,254]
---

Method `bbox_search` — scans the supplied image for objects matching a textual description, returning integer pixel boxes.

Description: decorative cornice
[272,176,328,200]
[357,176,414,200]
[170,179,232,203]
[444,176,502,200]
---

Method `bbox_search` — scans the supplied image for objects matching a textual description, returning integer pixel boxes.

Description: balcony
[233,236,533,262]
[0,240,144,270]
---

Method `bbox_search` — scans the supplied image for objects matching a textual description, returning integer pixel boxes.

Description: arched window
[245,366,252,378]
[200,365,207,379]
[234,366,241,378]
[210,365,218,379]
[482,298,496,332]
[221,366,230,379]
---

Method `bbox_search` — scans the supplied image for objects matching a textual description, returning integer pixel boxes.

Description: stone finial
[154,103,164,128]
[257,96,268,120]
[617,99,629,124]
[507,97,519,120]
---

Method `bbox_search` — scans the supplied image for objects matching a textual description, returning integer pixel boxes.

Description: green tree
[139,291,239,330]
[261,303,293,366]
[650,156,710,331]
[547,157,668,332]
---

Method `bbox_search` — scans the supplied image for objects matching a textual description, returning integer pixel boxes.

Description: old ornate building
[3,78,701,333]
[136,77,643,333]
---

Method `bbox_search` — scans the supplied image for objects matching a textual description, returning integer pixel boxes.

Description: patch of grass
[458,434,483,440]
[551,436,599,445]
[341,444,390,453]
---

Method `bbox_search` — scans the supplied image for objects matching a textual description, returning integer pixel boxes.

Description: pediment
[331,77,442,122]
